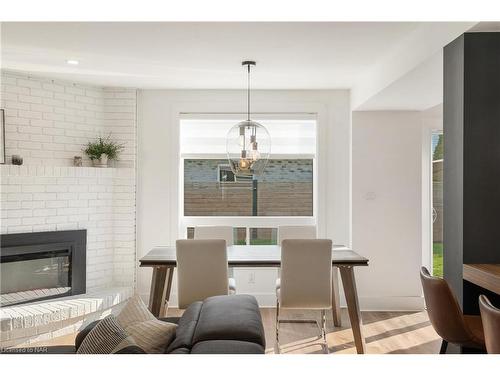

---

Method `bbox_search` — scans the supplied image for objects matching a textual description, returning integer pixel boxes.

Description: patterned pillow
[117,294,177,354]
[76,315,139,354]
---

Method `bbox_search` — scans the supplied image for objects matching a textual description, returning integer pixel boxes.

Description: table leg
[331,266,342,327]
[339,266,366,354]
[148,266,174,318]
[163,266,174,316]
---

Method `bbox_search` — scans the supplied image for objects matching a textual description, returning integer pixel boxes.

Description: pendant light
[226,61,270,177]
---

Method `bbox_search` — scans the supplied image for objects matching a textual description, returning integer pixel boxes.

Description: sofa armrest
[165,302,203,353]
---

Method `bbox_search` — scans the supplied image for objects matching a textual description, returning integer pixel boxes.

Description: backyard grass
[433,242,443,277]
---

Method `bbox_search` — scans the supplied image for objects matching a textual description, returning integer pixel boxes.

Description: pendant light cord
[247,63,251,121]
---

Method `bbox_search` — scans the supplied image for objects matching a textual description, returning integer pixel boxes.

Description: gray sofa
[2,295,266,354]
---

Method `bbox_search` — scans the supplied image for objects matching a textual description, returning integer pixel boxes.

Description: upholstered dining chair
[278,225,317,244]
[275,239,332,354]
[276,225,318,308]
[420,267,485,353]
[176,239,231,309]
[194,225,236,293]
[479,295,500,354]
[194,225,234,245]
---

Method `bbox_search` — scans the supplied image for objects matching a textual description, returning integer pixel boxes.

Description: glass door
[431,131,443,276]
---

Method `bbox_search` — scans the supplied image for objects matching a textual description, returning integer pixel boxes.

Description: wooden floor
[260,308,441,354]
[32,308,441,354]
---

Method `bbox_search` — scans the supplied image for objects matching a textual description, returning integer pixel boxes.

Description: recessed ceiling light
[66,59,79,65]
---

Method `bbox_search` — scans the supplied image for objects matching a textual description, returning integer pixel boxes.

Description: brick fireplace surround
[0,71,137,347]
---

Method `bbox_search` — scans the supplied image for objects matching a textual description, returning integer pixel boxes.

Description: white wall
[137,89,351,306]
[352,111,430,310]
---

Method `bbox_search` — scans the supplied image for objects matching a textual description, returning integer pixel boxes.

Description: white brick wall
[0,70,137,291]
[1,70,136,168]
[0,71,137,346]
[0,165,136,290]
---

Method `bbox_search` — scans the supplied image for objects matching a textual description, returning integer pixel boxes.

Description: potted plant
[83,135,124,168]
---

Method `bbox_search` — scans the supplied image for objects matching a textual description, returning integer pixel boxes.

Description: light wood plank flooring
[260,308,440,354]
[27,308,441,354]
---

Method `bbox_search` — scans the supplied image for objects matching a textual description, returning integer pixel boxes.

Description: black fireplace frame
[0,230,86,305]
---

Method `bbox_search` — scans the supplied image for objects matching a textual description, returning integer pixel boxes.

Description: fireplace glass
[1,249,71,307]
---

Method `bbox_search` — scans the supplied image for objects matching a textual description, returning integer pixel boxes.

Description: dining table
[140,244,369,353]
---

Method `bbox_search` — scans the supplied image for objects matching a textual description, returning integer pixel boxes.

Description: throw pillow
[76,315,139,354]
[117,294,177,354]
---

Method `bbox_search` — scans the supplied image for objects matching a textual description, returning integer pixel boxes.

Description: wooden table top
[140,244,369,267]
[463,264,500,295]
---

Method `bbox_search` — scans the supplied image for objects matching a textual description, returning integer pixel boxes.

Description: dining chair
[275,239,332,354]
[278,225,317,244]
[176,239,231,309]
[194,225,236,293]
[420,267,485,353]
[277,225,319,310]
[479,295,500,354]
[194,225,234,245]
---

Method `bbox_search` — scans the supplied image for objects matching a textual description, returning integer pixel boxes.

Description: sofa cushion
[191,340,265,354]
[193,295,265,347]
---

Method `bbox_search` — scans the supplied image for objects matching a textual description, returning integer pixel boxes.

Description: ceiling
[2,22,437,89]
[356,22,500,111]
[357,50,443,111]
[2,22,490,110]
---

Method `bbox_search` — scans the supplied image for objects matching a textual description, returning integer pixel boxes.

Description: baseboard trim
[357,296,425,311]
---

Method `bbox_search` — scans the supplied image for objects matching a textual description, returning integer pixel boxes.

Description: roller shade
[180,116,316,157]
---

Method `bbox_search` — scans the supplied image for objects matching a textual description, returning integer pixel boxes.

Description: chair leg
[321,309,329,354]
[275,299,280,354]
[439,339,448,354]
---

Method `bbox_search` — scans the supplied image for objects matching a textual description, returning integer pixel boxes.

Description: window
[184,158,313,216]
[180,116,317,243]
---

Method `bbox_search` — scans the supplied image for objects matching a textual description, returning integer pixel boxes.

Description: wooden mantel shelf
[463,264,500,295]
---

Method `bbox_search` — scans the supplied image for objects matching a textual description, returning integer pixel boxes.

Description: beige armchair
[176,239,231,309]
[194,226,236,292]
[275,239,332,353]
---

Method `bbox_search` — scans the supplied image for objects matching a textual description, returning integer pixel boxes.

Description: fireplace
[0,230,86,307]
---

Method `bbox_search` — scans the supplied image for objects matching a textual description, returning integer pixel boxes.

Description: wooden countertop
[463,264,500,295]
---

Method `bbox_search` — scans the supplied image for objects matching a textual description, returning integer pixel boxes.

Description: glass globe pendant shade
[226,120,270,177]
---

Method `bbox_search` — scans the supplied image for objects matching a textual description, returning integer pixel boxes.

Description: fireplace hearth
[0,230,86,307]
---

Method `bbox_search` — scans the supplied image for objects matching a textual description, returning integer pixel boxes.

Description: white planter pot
[92,154,109,168]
